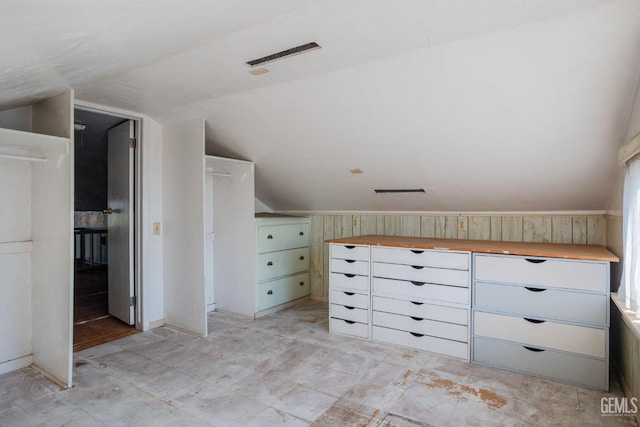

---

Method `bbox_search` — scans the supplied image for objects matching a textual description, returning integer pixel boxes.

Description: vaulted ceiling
[2,0,640,211]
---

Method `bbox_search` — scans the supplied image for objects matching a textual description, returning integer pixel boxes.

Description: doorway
[72,108,139,351]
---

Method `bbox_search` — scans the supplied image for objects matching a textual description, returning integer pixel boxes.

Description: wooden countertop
[326,235,619,262]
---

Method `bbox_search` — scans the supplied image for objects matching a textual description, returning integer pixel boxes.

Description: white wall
[141,117,164,328]
[162,118,207,336]
[0,106,32,132]
[255,197,272,213]
[607,76,640,214]
[0,160,32,375]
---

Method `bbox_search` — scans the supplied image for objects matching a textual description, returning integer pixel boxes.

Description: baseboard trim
[254,296,310,319]
[0,355,32,376]
[148,319,165,330]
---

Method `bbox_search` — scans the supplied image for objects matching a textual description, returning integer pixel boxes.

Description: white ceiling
[2,0,640,212]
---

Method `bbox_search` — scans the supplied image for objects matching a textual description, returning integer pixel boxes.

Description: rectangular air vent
[246,42,321,67]
[374,189,426,194]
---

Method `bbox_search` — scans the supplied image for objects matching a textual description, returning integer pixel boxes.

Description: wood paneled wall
[309,214,606,299]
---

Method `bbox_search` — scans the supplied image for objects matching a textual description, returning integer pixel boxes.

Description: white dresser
[329,244,371,339]
[472,253,610,390]
[371,247,471,360]
[255,215,310,317]
[326,235,617,390]
[328,242,471,359]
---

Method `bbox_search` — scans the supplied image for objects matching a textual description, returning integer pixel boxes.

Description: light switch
[153,222,161,235]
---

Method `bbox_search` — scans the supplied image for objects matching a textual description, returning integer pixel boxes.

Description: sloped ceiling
[2,0,640,212]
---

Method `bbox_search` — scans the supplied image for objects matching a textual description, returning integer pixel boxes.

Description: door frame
[74,101,144,331]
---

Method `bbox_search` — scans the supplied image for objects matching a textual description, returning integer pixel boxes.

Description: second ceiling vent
[246,42,321,68]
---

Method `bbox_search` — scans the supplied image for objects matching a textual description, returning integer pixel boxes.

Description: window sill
[611,292,640,340]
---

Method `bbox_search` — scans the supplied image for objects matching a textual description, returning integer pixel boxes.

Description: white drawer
[474,254,607,293]
[372,326,468,360]
[372,247,469,270]
[331,258,369,276]
[473,337,607,390]
[330,304,369,323]
[257,273,309,311]
[329,289,369,309]
[373,296,467,325]
[257,223,309,253]
[473,311,606,359]
[474,282,607,326]
[257,247,309,281]
[373,277,469,305]
[329,272,369,292]
[373,311,467,342]
[373,263,469,287]
[331,244,369,261]
[331,318,368,339]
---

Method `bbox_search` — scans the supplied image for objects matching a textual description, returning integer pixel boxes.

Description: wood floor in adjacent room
[1,300,635,426]
[74,268,138,352]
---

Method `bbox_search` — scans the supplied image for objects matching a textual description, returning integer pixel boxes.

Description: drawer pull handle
[299,281,305,286]
[345,259,356,263]
[299,256,305,260]
[299,231,304,236]
[410,281,426,286]
[345,245,356,249]
[267,261,273,266]
[523,346,545,352]
[411,265,424,270]
[411,250,424,254]
[524,317,545,324]
[344,320,356,325]
[344,292,355,296]
[410,332,424,337]
[344,274,356,278]
[345,306,355,310]
[410,301,424,305]
[525,287,546,292]
[267,234,273,239]
[410,316,424,321]
[525,258,546,264]
[267,290,273,295]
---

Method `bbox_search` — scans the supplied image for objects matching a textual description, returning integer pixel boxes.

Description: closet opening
[72,108,139,351]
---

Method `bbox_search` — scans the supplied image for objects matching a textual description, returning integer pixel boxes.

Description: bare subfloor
[0,300,636,426]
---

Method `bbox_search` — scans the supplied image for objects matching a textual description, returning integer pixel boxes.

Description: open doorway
[73,108,139,351]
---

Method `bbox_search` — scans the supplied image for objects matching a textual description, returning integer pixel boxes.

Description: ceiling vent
[374,189,426,194]
[246,42,321,67]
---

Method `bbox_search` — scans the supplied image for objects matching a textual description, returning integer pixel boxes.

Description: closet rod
[0,153,46,162]
[205,171,232,177]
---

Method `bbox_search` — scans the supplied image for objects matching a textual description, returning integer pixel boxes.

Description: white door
[107,120,135,325]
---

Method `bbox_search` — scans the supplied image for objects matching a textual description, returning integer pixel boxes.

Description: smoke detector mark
[246,42,321,68]
[249,68,269,76]
[350,168,364,174]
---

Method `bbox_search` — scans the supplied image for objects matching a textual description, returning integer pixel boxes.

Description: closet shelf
[0,153,47,162]
[0,241,33,255]
[205,170,232,177]
[0,127,70,167]
[0,127,69,152]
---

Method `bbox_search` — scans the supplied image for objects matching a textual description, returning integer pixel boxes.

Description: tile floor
[0,300,637,427]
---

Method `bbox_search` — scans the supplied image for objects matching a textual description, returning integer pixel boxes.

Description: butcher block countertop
[326,235,619,262]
